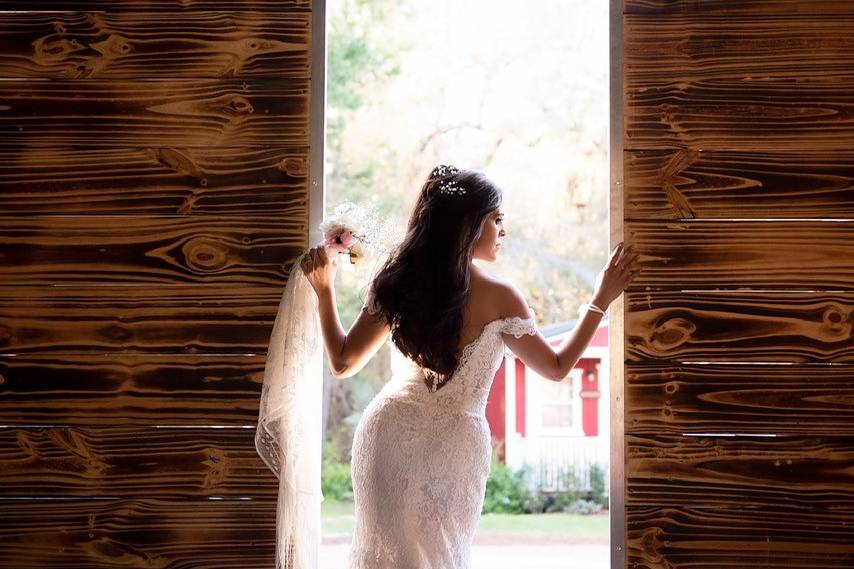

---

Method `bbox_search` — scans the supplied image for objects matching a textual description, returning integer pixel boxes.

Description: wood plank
[0,353,267,426]
[0,147,308,215]
[627,505,854,569]
[0,426,277,498]
[625,0,854,16]
[624,14,854,151]
[626,364,854,436]
[0,1,309,10]
[624,150,854,219]
[0,11,310,79]
[0,217,306,286]
[0,285,287,354]
[626,13,854,83]
[626,291,854,363]
[0,79,309,147]
[625,220,854,290]
[627,434,854,509]
[0,498,277,569]
[625,77,854,152]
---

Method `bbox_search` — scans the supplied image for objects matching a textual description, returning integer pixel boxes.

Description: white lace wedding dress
[347,291,539,569]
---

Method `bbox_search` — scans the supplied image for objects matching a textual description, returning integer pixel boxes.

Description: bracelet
[579,301,607,317]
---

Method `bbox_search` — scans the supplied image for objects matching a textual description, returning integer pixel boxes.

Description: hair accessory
[430,164,466,196]
[431,164,459,178]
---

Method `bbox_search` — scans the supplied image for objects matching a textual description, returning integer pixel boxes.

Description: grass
[476,511,608,538]
[321,499,608,538]
[321,499,358,533]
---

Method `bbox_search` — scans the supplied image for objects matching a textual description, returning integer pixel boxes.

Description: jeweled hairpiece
[431,164,466,196]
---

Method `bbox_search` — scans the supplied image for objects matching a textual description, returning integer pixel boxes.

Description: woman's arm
[316,287,390,379]
[500,289,605,381]
[302,244,391,379]
[500,242,642,381]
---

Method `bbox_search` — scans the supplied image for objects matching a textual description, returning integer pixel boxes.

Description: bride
[300,164,641,569]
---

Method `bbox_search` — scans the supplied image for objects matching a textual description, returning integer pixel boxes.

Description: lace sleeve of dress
[363,286,382,315]
[500,316,538,338]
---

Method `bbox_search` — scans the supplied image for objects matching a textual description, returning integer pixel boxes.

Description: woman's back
[456,268,507,351]
[349,270,539,569]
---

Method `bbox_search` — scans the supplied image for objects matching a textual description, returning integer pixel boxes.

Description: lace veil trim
[255,262,324,569]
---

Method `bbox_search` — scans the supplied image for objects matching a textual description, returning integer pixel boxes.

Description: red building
[485,317,610,491]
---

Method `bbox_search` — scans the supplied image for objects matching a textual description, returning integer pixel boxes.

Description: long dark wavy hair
[366,165,503,391]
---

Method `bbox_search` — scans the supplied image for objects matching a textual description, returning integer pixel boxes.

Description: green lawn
[321,500,608,538]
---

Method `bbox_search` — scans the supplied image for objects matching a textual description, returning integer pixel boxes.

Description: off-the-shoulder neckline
[458,315,535,364]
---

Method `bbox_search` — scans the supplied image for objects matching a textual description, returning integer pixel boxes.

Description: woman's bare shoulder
[474,272,532,320]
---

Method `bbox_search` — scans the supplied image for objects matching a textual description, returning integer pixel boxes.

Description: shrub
[589,463,608,509]
[321,441,353,501]
[565,498,603,515]
[522,465,606,515]
[482,456,530,514]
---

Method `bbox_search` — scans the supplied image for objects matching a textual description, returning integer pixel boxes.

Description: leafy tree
[322,0,406,466]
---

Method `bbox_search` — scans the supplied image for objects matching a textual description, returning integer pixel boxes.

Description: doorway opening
[318,1,611,567]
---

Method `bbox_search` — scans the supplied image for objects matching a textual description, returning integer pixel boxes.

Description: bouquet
[318,200,398,269]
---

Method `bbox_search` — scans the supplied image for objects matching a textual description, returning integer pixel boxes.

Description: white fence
[516,435,610,493]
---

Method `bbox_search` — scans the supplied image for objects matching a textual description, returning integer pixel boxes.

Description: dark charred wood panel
[625,78,854,152]
[0,147,308,216]
[0,498,277,569]
[0,217,306,286]
[625,364,854,436]
[625,291,854,363]
[624,150,854,220]
[624,12,854,151]
[0,79,309,148]
[0,1,309,10]
[0,353,267,427]
[626,434,854,509]
[626,505,854,569]
[625,0,854,16]
[0,11,310,79]
[626,14,854,83]
[0,426,277,498]
[625,220,854,290]
[0,1,315,567]
[621,2,854,566]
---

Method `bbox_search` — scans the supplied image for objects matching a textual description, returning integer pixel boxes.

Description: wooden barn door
[613,1,854,568]
[0,1,323,567]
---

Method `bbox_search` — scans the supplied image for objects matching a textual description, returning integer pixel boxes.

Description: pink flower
[323,228,356,253]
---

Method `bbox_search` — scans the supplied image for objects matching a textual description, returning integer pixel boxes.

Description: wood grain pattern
[621,2,854,567]
[625,0,854,16]
[0,3,315,567]
[624,150,854,219]
[0,426,276,498]
[0,217,307,286]
[626,14,854,83]
[0,79,309,147]
[625,220,854,290]
[624,13,854,151]
[627,505,854,569]
[0,353,267,426]
[0,11,310,79]
[627,434,854,508]
[626,291,854,363]
[0,147,308,215]
[0,1,309,10]
[0,498,276,569]
[626,364,854,436]
[625,78,854,152]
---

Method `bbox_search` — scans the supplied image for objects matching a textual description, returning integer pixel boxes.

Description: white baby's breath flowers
[318,200,400,271]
